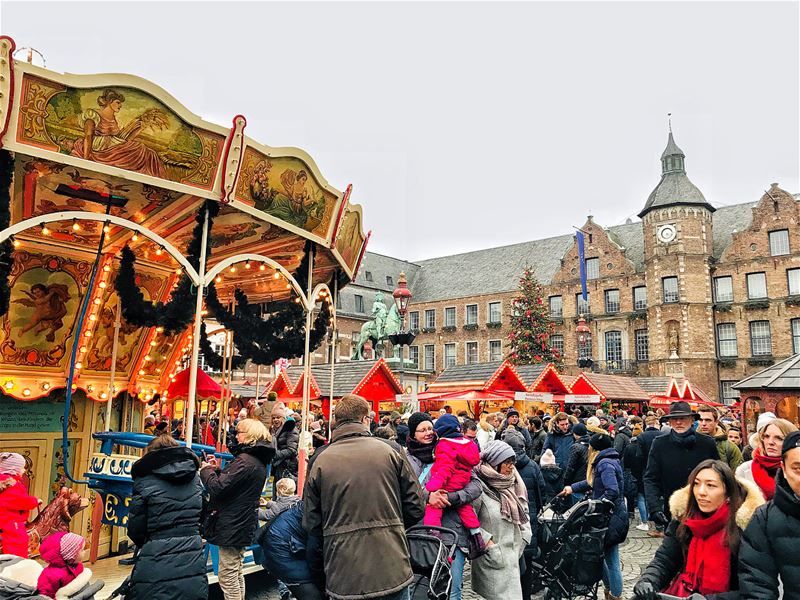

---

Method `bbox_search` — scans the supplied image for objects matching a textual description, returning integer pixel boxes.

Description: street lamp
[576,315,593,369]
[388,272,416,407]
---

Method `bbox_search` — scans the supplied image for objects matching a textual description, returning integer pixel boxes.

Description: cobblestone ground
[225,523,660,600]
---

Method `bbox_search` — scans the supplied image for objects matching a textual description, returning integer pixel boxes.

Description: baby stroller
[0,554,104,600]
[406,525,458,600]
[530,498,614,600]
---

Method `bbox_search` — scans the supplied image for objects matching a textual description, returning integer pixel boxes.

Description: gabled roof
[733,354,800,390]
[291,370,322,399]
[284,358,402,398]
[635,376,714,403]
[266,370,296,397]
[428,360,528,393]
[526,364,571,394]
[571,373,650,402]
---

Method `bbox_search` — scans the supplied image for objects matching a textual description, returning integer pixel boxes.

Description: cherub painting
[14,283,70,342]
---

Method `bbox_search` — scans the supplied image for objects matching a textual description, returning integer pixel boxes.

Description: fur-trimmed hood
[668,476,766,530]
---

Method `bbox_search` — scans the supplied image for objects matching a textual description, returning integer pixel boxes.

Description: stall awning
[418,389,516,402]
[167,367,221,399]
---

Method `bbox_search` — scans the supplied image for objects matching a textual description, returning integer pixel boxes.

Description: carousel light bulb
[245,261,251,269]
[84,331,92,337]
[294,297,301,304]
[150,340,157,346]
[93,298,101,305]
[229,265,236,273]
[89,314,97,321]
[100,391,108,399]
[41,382,50,391]
[156,247,163,256]
[41,224,50,235]
[72,220,80,231]
[175,268,182,275]
[285,283,291,290]
[4,380,13,390]
[98,281,107,289]
[75,362,82,369]
[80,346,87,353]
[144,356,151,361]
[259,264,266,271]
[201,309,208,316]
[215,275,222,283]
[273,272,280,279]
[103,264,111,272]
[103,223,111,233]
[139,369,146,376]
[132,233,139,242]
[156,326,164,333]
[12,239,20,248]
[22,388,31,397]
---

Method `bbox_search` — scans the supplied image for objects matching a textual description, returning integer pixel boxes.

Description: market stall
[733,354,800,438]
[569,372,650,413]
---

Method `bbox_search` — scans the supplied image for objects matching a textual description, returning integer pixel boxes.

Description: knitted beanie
[0,452,25,476]
[481,440,515,468]
[59,533,85,564]
[434,414,462,439]
[407,412,433,439]
[540,449,557,466]
[271,402,286,418]
[756,412,777,432]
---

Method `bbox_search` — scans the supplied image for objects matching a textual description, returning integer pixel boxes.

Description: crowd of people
[1,395,799,600]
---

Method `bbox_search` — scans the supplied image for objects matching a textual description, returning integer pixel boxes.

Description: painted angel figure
[280,169,310,215]
[15,283,70,342]
[71,89,169,178]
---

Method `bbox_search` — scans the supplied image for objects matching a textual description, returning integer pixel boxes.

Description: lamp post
[388,272,416,408]
[576,315,593,369]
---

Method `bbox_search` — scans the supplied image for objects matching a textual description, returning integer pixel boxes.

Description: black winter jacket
[272,419,300,478]
[622,436,645,494]
[529,428,547,461]
[637,477,765,600]
[200,441,274,547]
[540,464,564,505]
[572,448,629,548]
[127,446,207,600]
[644,430,719,518]
[739,470,800,599]
[636,427,662,471]
[563,435,590,485]
[514,451,545,555]
[613,426,632,456]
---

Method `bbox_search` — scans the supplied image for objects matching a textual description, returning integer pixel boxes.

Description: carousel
[0,33,367,585]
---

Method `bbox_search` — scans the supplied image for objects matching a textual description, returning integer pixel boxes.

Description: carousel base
[89,549,264,599]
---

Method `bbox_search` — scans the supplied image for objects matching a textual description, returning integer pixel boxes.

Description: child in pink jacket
[37,531,85,598]
[424,414,487,557]
[0,452,39,557]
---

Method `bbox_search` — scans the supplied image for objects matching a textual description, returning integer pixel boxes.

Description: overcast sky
[1,1,798,262]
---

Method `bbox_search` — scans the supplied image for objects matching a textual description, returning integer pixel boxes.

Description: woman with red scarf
[735,417,798,500]
[632,460,764,599]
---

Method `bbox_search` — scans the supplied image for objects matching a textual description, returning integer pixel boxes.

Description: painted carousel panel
[234,148,337,239]
[334,204,366,275]
[16,74,224,191]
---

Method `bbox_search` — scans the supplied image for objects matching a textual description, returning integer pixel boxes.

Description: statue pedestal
[385,356,416,369]
[665,359,684,377]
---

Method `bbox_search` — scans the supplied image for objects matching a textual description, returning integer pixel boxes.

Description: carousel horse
[26,488,89,557]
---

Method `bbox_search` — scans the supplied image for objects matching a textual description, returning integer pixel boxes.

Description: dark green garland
[199,320,246,370]
[0,150,14,316]
[115,200,220,335]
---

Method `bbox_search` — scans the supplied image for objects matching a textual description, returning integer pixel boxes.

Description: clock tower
[639,130,718,391]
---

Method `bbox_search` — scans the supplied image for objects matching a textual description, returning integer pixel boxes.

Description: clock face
[657,224,677,243]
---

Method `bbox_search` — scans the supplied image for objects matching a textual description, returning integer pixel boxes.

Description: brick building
[336,131,800,404]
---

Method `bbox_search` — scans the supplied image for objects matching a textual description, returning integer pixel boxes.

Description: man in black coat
[739,430,800,598]
[128,438,207,600]
[201,419,274,600]
[643,401,719,528]
[271,407,299,494]
[563,423,590,487]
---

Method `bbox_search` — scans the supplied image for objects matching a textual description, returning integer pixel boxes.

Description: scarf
[406,437,436,465]
[670,428,697,447]
[475,462,529,526]
[665,502,731,596]
[751,447,782,500]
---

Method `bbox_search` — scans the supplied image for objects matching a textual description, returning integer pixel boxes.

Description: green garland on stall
[0,150,15,317]
[115,200,220,335]
[199,320,246,371]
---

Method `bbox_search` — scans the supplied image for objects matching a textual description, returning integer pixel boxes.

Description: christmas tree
[508,268,562,366]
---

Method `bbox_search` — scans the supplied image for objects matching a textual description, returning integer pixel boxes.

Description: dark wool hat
[589,432,613,451]
[659,400,699,424]
[434,413,462,439]
[407,412,434,439]
[782,430,800,456]
[506,408,520,418]
[572,423,588,437]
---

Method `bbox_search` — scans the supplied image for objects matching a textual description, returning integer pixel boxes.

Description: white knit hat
[0,452,25,476]
[756,412,777,433]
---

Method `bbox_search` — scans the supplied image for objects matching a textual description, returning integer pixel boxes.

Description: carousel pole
[297,246,315,497]
[327,275,338,441]
[216,328,231,450]
[184,206,211,449]
[103,301,122,431]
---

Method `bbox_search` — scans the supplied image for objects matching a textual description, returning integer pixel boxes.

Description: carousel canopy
[0,36,366,402]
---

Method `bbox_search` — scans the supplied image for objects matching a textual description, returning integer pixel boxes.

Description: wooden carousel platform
[89,550,264,599]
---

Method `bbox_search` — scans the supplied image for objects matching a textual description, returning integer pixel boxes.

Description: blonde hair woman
[477,412,496,448]
[735,417,797,500]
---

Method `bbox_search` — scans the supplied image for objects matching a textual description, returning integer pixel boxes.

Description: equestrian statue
[351,292,402,360]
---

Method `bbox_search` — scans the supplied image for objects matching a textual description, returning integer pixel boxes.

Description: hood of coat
[713,426,729,442]
[541,464,563,480]
[38,531,68,567]
[0,474,20,493]
[773,470,800,519]
[278,418,297,437]
[131,446,200,482]
[668,476,766,530]
[237,440,276,465]
[594,447,620,464]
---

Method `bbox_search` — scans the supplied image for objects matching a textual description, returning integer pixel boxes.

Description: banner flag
[576,231,588,301]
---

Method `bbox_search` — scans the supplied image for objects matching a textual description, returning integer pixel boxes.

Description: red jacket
[37,532,84,598]
[0,475,38,516]
[426,437,481,492]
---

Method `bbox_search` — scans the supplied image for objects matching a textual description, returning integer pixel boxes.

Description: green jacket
[714,427,743,470]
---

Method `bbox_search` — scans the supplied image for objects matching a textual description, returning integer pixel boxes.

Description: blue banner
[576,231,588,301]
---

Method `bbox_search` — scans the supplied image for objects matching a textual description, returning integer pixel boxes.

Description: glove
[632,580,657,600]
[651,511,669,527]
